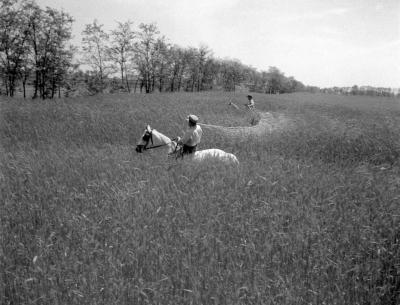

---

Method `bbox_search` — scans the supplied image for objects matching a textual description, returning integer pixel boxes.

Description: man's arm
[178,129,192,145]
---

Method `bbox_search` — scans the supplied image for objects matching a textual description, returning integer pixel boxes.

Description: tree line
[1,0,308,99]
[322,85,400,98]
[0,0,74,98]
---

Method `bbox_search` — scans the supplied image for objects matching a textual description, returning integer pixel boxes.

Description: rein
[143,132,177,150]
[145,142,172,150]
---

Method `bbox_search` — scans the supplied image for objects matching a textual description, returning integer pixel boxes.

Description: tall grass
[1,92,399,304]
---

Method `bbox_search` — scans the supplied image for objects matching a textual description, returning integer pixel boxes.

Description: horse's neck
[152,129,171,145]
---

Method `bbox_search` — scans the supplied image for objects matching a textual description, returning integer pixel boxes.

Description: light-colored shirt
[180,125,203,147]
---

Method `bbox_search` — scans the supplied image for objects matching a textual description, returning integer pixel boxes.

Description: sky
[36,0,400,88]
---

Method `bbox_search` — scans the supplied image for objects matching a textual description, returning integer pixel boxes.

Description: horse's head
[135,125,153,153]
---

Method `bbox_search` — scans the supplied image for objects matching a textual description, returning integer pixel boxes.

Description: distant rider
[177,114,203,156]
[246,95,255,109]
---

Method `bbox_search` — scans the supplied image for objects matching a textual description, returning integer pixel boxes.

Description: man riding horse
[135,119,239,164]
[176,114,203,156]
[246,95,255,109]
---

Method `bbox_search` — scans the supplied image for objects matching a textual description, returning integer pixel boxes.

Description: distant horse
[228,101,240,110]
[229,100,254,111]
[136,125,239,164]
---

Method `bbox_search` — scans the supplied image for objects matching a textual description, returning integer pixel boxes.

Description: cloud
[356,39,400,54]
[375,3,384,11]
[279,7,350,22]
[326,8,350,16]
[176,0,238,16]
[318,26,342,36]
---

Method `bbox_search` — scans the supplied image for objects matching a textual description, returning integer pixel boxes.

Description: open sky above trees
[35,0,400,88]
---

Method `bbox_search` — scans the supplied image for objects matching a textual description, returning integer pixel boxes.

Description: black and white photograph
[1,0,399,304]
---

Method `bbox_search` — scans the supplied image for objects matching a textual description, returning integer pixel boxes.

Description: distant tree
[168,46,196,92]
[134,23,163,93]
[183,47,198,92]
[168,45,185,92]
[19,56,32,98]
[245,67,262,92]
[219,59,243,91]
[26,2,74,99]
[109,20,135,92]
[183,45,213,92]
[49,45,76,98]
[305,85,320,93]
[0,0,30,97]
[202,56,219,90]
[82,20,111,92]
[285,76,305,93]
[265,66,284,94]
[351,85,359,95]
[196,45,211,91]
[152,38,171,92]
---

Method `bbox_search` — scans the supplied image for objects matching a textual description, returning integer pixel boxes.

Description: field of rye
[1,91,400,304]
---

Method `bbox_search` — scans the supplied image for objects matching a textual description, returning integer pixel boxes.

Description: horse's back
[194,149,239,164]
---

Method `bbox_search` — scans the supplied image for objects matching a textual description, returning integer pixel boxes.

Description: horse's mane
[151,129,171,145]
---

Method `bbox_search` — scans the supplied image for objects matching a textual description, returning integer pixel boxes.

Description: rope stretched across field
[199,111,289,137]
[199,123,249,129]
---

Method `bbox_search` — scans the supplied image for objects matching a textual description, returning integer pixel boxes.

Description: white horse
[136,125,239,165]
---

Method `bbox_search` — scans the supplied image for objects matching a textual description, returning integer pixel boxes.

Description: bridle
[142,129,154,150]
[138,128,176,151]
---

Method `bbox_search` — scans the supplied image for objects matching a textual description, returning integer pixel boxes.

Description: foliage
[0,0,74,99]
[133,23,162,93]
[29,4,74,99]
[1,92,399,304]
[81,20,112,92]
[323,86,399,98]
[108,20,135,92]
[1,1,307,98]
[80,20,307,95]
[0,0,31,96]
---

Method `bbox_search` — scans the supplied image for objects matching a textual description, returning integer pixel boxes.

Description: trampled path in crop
[199,111,290,137]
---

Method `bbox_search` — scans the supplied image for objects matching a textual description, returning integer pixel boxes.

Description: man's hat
[247,95,253,98]
[187,114,199,123]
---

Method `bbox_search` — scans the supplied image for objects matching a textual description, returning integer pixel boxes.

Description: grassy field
[1,91,400,304]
